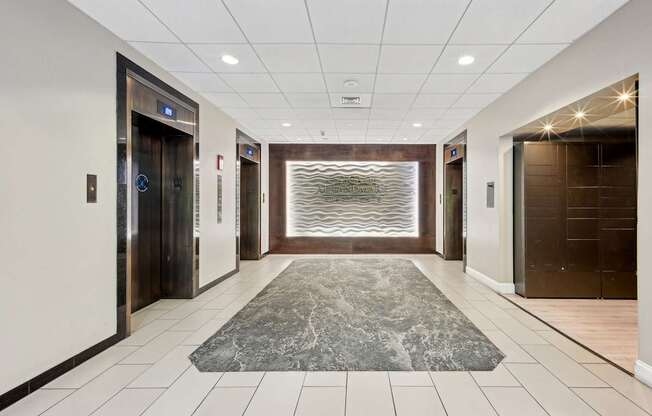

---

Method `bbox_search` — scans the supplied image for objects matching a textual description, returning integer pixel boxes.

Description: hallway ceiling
[68,0,628,144]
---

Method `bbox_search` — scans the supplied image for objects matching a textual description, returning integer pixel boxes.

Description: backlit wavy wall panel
[286,161,419,237]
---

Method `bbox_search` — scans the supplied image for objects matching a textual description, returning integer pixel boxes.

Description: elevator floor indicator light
[157,100,177,120]
[135,174,149,192]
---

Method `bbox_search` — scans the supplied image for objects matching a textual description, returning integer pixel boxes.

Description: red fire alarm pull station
[217,154,224,171]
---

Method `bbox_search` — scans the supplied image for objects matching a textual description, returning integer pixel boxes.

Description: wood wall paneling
[269,144,436,254]
[514,140,637,299]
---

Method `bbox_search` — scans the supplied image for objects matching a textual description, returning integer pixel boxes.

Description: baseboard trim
[0,333,121,411]
[196,268,238,295]
[465,266,515,294]
[635,360,652,387]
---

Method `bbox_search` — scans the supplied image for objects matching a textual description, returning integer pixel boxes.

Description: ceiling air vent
[341,96,361,105]
[331,93,371,108]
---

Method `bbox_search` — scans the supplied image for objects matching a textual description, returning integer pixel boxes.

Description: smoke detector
[343,79,359,88]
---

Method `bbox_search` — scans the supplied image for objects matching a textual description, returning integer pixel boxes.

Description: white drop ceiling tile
[189,44,265,73]
[140,0,244,43]
[281,128,310,136]
[378,45,444,74]
[203,93,250,108]
[325,74,376,93]
[172,72,232,92]
[421,129,449,140]
[241,93,289,108]
[254,44,321,73]
[337,129,367,137]
[443,108,481,120]
[394,129,424,140]
[488,44,569,73]
[241,119,280,128]
[220,108,260,119]
[519,0,628,43]
[335,119,368,129]
[308,128,337,138]
[304,120,336,129]
[339,138,367,144]
[453,93,500,108]
[129,42,209,72]
[374,74,428,93]
[433,45,508,74]
[285,93,331,108]
[222,0,313,43]
[432,118,465,129]
[293,109,334,120]
[383,0,469,44]
[319,45,380,73]
[421,74,478,94]
[404,108,447,120]
[451,0,550,44]
[331,108,370,120]
[256,108,297,120]
[366,129,398,138]
[400,120,435,129]
[69,0,177,42]
[413,94,460,108]
[272,73,326,93]
[307,0,386,43]
[366,138,394,143]
[372,94,416,109]
[367,120,402,129]
[220,73,279,93]
[467,73,528,94]
[369,108,408,120]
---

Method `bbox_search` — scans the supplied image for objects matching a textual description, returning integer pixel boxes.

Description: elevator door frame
[235,131,262,265]
[443,132,468,270]
[117,54,200,336]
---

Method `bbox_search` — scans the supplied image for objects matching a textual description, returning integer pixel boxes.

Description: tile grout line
[292,372,309,416]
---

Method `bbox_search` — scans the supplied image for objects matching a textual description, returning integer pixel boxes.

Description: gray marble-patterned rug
[190,258,504,372]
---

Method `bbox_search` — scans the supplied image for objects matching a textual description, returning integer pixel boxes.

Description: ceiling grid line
[133,0,267,133]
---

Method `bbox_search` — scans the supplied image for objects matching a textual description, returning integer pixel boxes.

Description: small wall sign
[135,173,149,192]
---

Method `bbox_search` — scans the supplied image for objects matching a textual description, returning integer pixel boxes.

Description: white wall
[0,0,258,395]
[436,0,652,380]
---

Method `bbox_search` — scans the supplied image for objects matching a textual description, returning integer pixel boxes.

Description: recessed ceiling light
[619,92,631,102]
[412,122,423,128]
[543,123,553,131]
[458,55,475,66]
[574,111,586,119]
[343,79,359,88]
[221,54,239,65]
[281,122,292,127]
[402,137,408,141]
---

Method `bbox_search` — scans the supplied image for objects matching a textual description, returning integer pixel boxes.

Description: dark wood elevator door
[132,118,163,312]
[444,161,463,260]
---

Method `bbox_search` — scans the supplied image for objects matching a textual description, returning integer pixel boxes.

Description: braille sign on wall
[217,174,223,224]
[135,173,149,193]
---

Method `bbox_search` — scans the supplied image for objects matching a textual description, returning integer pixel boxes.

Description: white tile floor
[3,254,651,416]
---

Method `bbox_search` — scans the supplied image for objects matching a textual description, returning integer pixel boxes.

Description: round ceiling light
[221,54,239,65]
[574,111,586,119]
[412,122,423,128]
[458,55,475,66]
[281,122,292,127]
[343,79,359,88]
